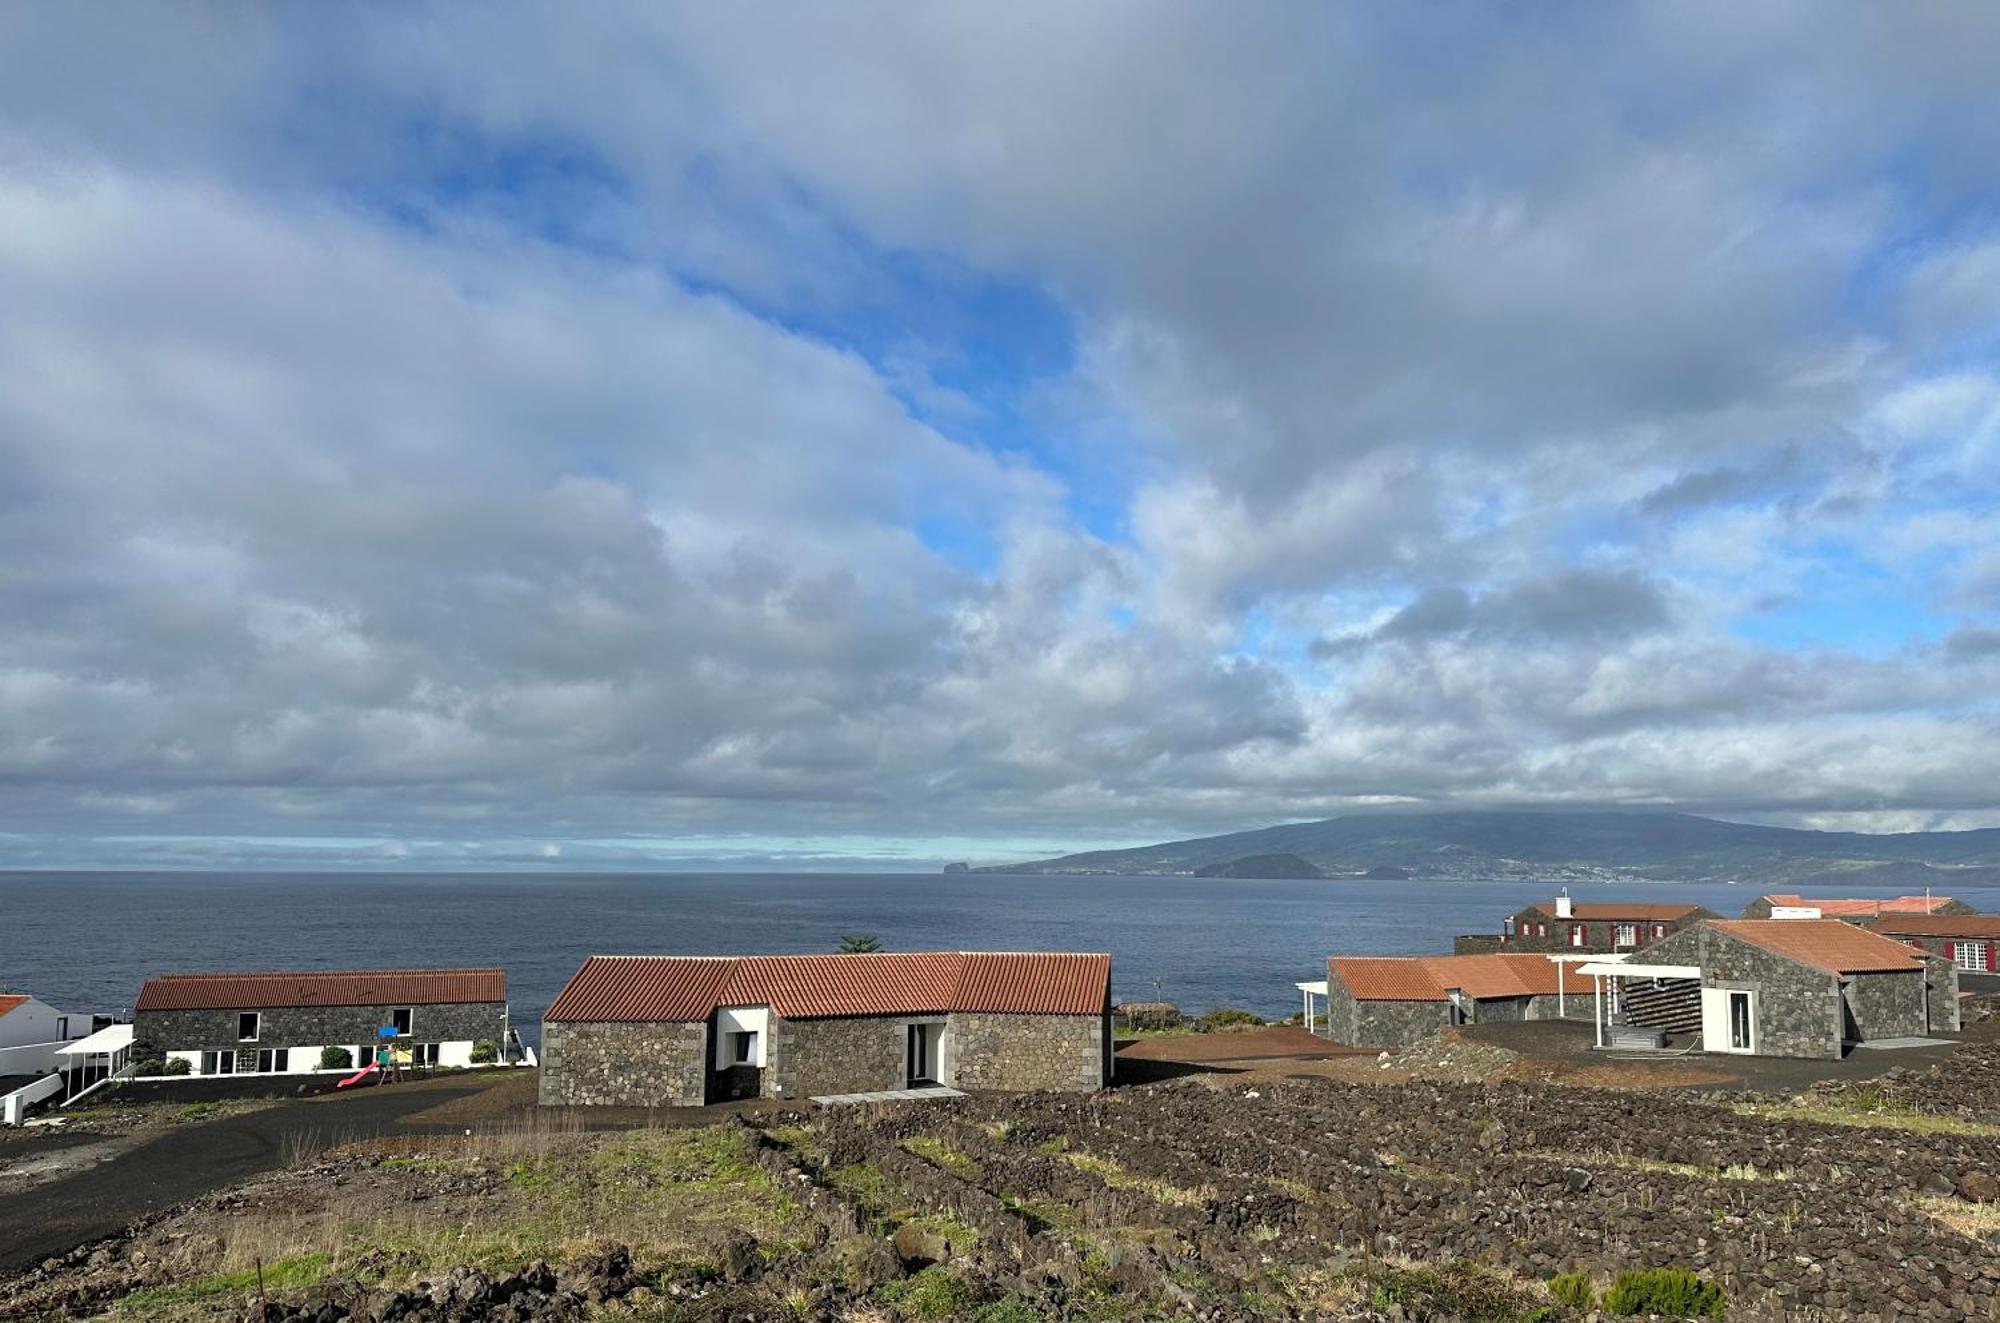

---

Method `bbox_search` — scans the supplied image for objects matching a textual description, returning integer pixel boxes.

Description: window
[1653,923,1667,939]
[412,1043,441,1066]
[1615,923,1637,947]
[1728,991,1753,1052]
[391,1007,414,1037]
[256,1048,289,1073]
[200,1050,236,1075]
[56,1016,69,1039]
[732,1030,759,1065]
[1954,942,1991,973]
[238,1012,261,1041]
[1569,924,1587,947]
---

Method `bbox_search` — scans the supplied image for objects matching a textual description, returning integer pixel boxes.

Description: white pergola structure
[1575,959,1703,1048]
[54,1023,133,1103]
[1296,980,1328,1036]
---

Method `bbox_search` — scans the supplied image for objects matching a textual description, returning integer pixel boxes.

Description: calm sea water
[5,871,1996,1045]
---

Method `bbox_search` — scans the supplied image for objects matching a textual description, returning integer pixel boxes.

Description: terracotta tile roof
[135,969,505,1012]
[1709,920,1927,975]
[0,995,28,1020]
[1762,894,1958,918]
[1864,914,2000,939]
[1528,901,1706,921]
[1329,953,1566,1002]
[545,951,1111,1022]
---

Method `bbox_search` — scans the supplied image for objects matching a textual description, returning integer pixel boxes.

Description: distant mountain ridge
[972,810,2000,884]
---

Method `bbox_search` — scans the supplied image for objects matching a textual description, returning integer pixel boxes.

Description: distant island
[972,809,2000,884]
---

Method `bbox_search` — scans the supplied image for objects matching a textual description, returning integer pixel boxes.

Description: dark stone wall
[771,1015,908,1099]
[1925,957,1961,1033]
[947,1011,1104,1092]
[1840,970,1926,1043]
[1522,993,1591,1021]
[136,1003,504,1069]
[1471,996,1526,1022]
[538,1020,706,1107]
[1638,926,1840,1059]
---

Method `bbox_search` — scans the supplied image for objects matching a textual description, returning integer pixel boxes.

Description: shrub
[159,1057,192,1076]
[877,1266,982,1319]
[132,1059,166,1077]
[1603,1267,1724,1319]
[1196,1006,1264,1032]
[470,1039,498,1064]
[1548,1270,1596,1310]
[318,1046,353,1070]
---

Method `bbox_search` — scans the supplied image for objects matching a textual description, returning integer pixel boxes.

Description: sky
[4,5,2000,871]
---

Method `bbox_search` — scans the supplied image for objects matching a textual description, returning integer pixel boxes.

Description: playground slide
[335,1062,379,1089]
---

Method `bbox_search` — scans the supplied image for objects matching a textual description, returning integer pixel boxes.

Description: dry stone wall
[771,1015,907,1099]
[946,1011,1103,1091]
[537,1020,706,1107]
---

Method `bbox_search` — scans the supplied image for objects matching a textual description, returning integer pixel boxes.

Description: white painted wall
[161,1042,488,1076]
[1,1073,65,1125]
[0,997,85,1050]
[714,1007,770,1068]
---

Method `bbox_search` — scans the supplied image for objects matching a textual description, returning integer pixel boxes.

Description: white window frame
[238,1011,261,1042]
[256,1047,290,1073]
[1615,923,1638,947]
[1954,942,1990,973]
[391,1007,415,1037]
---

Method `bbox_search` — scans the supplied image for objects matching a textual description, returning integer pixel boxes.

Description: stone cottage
[1322,952,1584,1048]
[1453,892,1717,954]
[539,950,1111,1107]
[1603,920,1957,1058]
[1742,893,1976,921]
[1864,913,1999,976]
[133,968,508,1076]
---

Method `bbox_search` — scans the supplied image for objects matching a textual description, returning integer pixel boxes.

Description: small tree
[838,933,884,954]
[470,1039,498,1064]
[319,1046,354,1070]
[160,1057,192,1076]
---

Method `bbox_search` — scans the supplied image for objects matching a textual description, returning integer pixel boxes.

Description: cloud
[4,6,2000,864]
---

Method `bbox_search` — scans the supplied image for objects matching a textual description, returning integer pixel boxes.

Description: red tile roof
[0,995,28,1020]
[1762,894,1959,918]
[1330,953,1566,1002]
[545,951,1111,1022]
[135,969,505,1012]
[1709,920,1927,975]
[1864,914,2000,939]
[1529,901,1706,921]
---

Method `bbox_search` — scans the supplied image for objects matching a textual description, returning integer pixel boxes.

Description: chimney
[1554,888,1573,919]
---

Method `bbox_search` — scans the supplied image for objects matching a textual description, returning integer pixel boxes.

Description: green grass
[901,1135,982,1181]
[877,1265,984,1319]
[116,1254,331,1313]
[1733,1099,2000,1138]
[999,1192,1077,1233]
[1060,1150,1212,1207]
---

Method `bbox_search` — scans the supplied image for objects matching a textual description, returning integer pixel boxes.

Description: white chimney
[1554,888,1573,919]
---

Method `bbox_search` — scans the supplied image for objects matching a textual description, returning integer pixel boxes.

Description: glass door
[1728,991,1752,1052]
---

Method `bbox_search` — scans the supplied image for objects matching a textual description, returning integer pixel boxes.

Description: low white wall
[1,1072,65,1125]
[0,1041,67,1076]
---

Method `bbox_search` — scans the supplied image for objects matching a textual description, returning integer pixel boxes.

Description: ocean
[5,871,1995,1044]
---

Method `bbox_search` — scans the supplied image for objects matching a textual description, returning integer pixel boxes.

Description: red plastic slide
[335,1061,379,1089]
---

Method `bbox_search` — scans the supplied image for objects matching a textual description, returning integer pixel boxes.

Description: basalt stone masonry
[770,1015,911,1100]
[538,1020,706,1108]
[949,1011,1108,1092]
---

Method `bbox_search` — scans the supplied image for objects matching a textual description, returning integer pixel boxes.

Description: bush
[159,1056,192,1076]
[318,1046,353,1070]
[132,1059,166,1077]
[1195,1006,1264,1032]
[470,1039,498,1064]
[1548,1270,1596,1310]
[877,1266,982,1319]
[1603,1267,1725,1319]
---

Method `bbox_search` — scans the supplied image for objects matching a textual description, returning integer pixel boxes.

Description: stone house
[133,968,508,1076]
[1454,892,1717,955]
[1321,952,1585,1048]
[1607,920,1957,1059]
[1741,893,1976,922]
[539,950,1111,1107]
[1864,914,2000,976]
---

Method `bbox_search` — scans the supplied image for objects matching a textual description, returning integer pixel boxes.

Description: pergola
[54,1023,133,1102]
[1575,960,1702,1048]
[1295,980,1327,1035]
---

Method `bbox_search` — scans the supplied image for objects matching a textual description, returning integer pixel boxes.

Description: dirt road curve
[0,1085,483,1277]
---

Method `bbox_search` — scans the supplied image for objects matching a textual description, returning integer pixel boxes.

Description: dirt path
[0,1083,491,1276]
